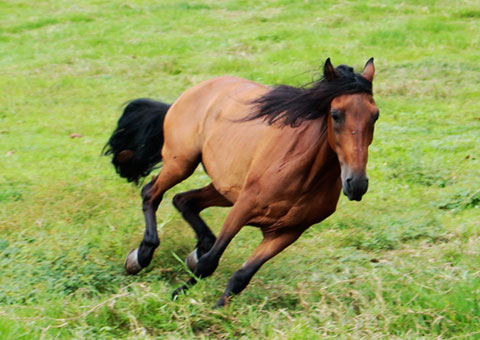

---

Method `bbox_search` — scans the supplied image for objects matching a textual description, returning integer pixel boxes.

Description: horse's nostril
[345,177,352,191]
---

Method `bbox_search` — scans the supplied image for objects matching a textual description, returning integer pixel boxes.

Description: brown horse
[104,58,378,307]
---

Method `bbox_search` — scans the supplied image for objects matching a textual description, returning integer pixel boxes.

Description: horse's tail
[103,98,170,184]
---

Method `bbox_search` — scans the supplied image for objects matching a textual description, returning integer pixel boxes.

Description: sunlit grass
[0,0,479,338]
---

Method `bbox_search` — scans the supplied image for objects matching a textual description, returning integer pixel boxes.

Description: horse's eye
[331,110,343,123]
[372,111,380,122]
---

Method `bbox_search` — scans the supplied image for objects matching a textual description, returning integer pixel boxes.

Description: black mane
[249,65,372,127]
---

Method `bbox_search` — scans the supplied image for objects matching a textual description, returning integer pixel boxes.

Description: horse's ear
[362,58,375,82]
[324,58,338,81]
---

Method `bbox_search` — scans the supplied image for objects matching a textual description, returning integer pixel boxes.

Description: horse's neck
[301,124,341,190]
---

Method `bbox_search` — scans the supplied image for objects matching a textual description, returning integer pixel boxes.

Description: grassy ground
[1,0,479,338]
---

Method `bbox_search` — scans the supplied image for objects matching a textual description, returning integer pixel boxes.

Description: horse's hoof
[185,248,198,272]
[171,287,182,300]
[125,248,143,275]
[214,295,229,309]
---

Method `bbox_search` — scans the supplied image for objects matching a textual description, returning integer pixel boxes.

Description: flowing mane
[249,64,373,127]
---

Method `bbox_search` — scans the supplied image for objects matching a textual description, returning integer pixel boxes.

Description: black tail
[103,98,170,183]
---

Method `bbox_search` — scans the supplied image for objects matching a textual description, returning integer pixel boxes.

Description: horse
[104,58,379,307]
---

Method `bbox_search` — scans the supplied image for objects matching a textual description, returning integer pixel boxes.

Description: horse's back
[161,76,248,159]
[162,76,272,194]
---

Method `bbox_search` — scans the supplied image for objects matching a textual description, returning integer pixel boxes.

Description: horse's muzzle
[342,174,369,201]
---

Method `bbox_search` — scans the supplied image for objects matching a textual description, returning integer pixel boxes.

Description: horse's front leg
[215,228,304,308]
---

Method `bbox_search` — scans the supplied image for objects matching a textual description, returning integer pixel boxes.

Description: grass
[0,0,479,338]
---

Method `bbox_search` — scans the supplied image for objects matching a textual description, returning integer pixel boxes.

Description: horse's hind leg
[172,197,254,298]
[172,184,232,271]
[125,160,198,275]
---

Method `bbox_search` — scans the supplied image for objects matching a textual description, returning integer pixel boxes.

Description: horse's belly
[201,122,267,202]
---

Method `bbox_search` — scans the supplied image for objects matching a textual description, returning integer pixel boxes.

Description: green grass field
[1,0,479,338]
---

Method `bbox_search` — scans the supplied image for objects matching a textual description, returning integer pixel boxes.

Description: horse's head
[325,58,379,201]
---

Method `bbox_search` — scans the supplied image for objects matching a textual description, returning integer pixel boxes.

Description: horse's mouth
[342,177,369,201]
[343,189,365,201]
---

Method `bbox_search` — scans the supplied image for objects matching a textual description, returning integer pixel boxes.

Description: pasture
[0,0,479,338]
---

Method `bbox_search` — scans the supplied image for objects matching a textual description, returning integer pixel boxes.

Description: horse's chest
[250,180,342,230]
